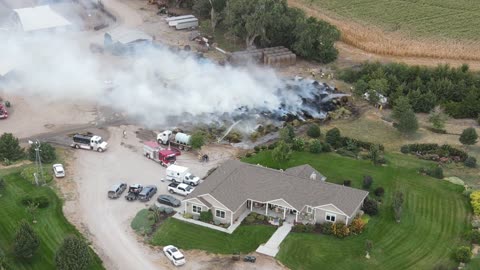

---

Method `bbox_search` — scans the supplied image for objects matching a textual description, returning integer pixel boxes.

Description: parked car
[52,164,65,178]
[138,185,157,202]
[163,245,186,266]
[125,184,143,201]
[108,183,127,199]
[243,255,256,263]
[157,194,181,207]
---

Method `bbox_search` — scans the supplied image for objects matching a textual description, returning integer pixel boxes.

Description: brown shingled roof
[284,164,326,181]
[186,160,368,217]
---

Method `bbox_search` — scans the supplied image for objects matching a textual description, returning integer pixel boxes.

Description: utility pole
[28,139,45,186]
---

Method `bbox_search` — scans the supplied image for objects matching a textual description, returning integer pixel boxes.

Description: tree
[453,246,472,263]
[365,240,373,258]
[264,7,305,49]
[292,17,340,63]
[193,0,226,31]
[190,132,205,150]
[325,128,341,148]
[362,198,378,216]
[459,127,478,146]
[12,220,39,258]
[368,78,389,94]
[55,235,92,270]
[464,156,477,168]
[291,138,305,151]
[28,142,57,163]
[226,0,289,47]
[428,106,448,130]
[369,144,382,165]
[354,79,368,96]
[362,175,373,189]
[0,178,5,193]
[279,124,295,144]
[366,89,380,106]
[391,97,418,135]
[306,124,321,138]
[272,141,292,163]
[308,139,322,154]
[0,133,24,161]
[374,187,385,197]
[393,191,404,223]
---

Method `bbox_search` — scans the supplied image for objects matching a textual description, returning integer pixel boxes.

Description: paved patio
[172,210,250,234]
[256,222,293,257]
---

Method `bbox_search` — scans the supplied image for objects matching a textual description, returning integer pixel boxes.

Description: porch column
[345,216,349,225]
[283,208,286,219]
[231,211,233,225]
[265,203,268,215]
[295,211,298,222]
[250,200,253,211]
[184,202,187,214]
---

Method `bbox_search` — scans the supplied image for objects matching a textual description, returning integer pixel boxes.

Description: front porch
[247,199,313,224]
[247,199,317,224]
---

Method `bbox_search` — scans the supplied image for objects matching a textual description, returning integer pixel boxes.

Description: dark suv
[138,185,157,202]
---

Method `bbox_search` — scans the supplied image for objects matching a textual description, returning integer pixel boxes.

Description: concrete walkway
[256,222,293,257]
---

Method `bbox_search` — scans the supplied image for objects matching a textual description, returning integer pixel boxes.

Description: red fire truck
[143,141,177,167]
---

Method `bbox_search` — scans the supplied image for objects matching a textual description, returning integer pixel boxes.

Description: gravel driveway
[69,125,245,270]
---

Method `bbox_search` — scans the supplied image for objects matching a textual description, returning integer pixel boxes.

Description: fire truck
[0,104,8,119]
[143,141,177,167]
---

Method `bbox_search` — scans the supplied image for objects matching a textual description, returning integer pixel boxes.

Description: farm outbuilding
[11,5,71,32]
[104,28,153,55]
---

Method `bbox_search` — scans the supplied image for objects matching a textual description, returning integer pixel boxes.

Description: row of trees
[0,133,56,165]
[193,0,340,63]
[340,62,480,118]
[8,220,92,270]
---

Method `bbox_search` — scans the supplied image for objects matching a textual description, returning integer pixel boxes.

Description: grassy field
[0,170,104,270]
[151,218,276,254]
[244,151,471,269]
[322,108,480,188]
[304,0,480,40]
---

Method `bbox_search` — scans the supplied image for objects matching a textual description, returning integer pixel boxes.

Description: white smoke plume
[0,30,325,130]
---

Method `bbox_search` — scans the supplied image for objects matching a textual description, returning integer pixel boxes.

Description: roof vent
[310,173,316,180]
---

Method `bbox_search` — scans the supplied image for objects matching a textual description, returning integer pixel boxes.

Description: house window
[325,212,336,222]
[192,205,202,213]
[215,210,226,219]
[306,206,313,213]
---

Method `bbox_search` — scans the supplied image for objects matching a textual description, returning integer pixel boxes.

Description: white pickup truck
[167,183,194,196]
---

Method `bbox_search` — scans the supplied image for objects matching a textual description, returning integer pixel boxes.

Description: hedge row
[401,143,468,161]
[340,136,385,151]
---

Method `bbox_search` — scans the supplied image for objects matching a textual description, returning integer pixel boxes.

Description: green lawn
[150,218,276,254]
[304,0,480,40]
[0,170,104,270]
[244,151,471,269]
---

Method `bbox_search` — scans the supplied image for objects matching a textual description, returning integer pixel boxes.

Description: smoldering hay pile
[0,32,347,132]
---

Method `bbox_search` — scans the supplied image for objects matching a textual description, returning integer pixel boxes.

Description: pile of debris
[230,77,350,122]
[229,46,296,67]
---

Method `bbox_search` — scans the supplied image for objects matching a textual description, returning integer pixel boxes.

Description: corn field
[290,0,480,60]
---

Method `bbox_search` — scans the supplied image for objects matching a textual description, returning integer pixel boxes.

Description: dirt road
[67,125,283,270]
